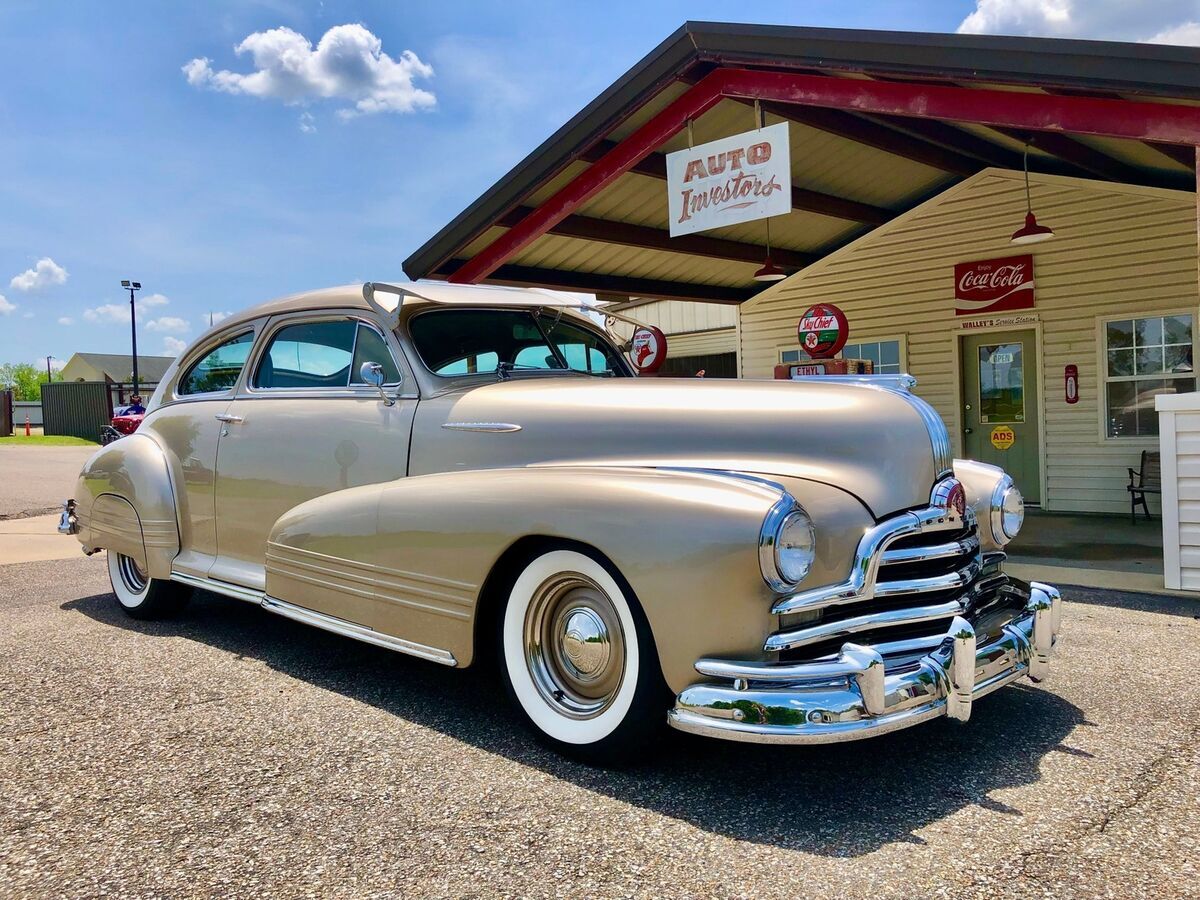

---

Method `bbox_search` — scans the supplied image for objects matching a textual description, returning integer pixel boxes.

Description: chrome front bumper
[669,582,1062,744]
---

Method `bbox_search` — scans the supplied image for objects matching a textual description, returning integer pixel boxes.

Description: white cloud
[0,295,15,315]
[83,292,170,324]
[162,336,188,355]
[146,316,191,334]
[9,257,68,292]
[57,316,74,325]
[183,24,435,119]
[958,0,1200,42]
[22,312,33,319]
[1149,21,1200,44]
[299,111,316,133]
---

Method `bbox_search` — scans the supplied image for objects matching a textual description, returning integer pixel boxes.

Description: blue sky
[2,0,1198,366]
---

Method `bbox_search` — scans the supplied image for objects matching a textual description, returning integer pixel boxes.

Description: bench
[1127,450,1161,524]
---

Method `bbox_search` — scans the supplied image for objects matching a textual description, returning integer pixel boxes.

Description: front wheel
[107,551,191,620]
[500,548,668,765]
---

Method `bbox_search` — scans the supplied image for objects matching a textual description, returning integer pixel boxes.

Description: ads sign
[666,123,791,237]
[954,254,1035,316]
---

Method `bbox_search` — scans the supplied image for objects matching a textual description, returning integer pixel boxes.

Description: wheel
[107,551,191,620]
[499,548,669,765]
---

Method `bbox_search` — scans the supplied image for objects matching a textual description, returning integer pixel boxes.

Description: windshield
[408,308,628,377]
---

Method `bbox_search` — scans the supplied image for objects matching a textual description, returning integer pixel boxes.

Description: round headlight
[761,503,816,591]
[990,477,1024,544]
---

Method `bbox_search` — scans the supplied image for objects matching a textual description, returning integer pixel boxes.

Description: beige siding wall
[1157,397,1200,590]
[609,299,737,357]
[738,169,1198,514]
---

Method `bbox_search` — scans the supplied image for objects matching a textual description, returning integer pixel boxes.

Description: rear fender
[75,434,180,578]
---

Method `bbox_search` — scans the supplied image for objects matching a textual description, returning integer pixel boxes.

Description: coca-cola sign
[954,254,1035,316]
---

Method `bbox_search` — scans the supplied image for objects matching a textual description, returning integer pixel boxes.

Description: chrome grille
[765,479,1018,664]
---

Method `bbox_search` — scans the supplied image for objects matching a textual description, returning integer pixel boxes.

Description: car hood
[409,377,945,519]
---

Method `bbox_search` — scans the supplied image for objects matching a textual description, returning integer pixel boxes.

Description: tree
[0,362,60,401]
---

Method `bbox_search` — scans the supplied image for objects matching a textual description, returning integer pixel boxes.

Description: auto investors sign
[665,122,791,237]
[954,254,1035,316]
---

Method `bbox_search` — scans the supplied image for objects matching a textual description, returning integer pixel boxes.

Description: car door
[149,327,259,578]
[210,312,417,592]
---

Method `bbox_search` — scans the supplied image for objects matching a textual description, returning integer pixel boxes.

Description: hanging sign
[954,254,1035,316]
[990,426,1016,451]
[630,325,667,374]
[1065,364,1079,404]
[665,122,791,237]
[796,303,849,360]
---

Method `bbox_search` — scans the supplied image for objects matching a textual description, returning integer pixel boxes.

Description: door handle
[964,427,973,434]
[214,414,244,423]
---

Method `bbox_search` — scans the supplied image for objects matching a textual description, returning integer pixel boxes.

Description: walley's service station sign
[665,122,791,237]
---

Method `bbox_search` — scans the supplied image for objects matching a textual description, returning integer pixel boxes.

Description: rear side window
[178,331,254,395]
[255,321,356,388]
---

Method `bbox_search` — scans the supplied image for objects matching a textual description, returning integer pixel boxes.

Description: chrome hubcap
[117,553,148,594]
[524,573,625,719]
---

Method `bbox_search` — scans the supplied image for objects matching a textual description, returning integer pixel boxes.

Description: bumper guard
[669,582,1062,744]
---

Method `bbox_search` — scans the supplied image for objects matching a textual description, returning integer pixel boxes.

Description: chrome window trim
[170,326,261,403]
[244,313,405,397]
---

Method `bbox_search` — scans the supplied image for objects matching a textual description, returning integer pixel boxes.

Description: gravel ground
[0,445,96,519]
[0,555,1197,898]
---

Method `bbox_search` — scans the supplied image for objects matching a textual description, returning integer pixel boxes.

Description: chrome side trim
[441,422,523,433]
[764,599,964,653]
[788,374,917,392]
[261,596,457,666]
[169,571,265,604]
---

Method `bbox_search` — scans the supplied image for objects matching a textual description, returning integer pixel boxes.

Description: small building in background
[59,353,175,386]
[603,297,737,377]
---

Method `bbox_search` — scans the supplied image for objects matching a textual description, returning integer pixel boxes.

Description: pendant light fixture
[753,219,788,282]
[752,99,789,282]
[1011,142,1055,244]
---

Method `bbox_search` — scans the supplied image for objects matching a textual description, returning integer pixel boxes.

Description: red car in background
[100,397,145,445]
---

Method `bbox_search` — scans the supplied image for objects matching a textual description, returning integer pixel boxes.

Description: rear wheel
[107,551,191,620]
[499,548,668,765]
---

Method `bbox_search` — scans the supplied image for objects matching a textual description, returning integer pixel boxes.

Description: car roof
[210,282,603,336]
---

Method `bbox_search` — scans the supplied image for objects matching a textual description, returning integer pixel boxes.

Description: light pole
[120,280,141,396]
[45,356,54,382]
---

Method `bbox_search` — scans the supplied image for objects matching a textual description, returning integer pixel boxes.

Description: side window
[178,331,254,395]
[255,320,356,389]
[350,324,402,384]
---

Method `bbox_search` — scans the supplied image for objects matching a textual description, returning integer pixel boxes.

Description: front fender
[75,434,180,578]
[267,466,872,692]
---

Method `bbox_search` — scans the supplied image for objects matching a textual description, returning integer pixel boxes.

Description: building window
[842,340,902,375]
[781,339,904,374]
[1104,314,1195,438]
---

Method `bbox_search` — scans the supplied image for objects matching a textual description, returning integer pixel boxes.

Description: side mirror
[359,361,396,407]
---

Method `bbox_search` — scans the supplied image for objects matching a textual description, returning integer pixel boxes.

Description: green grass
[0,434,98,447]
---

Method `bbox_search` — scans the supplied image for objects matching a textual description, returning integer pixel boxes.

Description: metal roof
[403,22,1200,304]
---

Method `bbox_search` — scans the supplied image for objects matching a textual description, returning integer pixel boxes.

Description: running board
[169,571,457,667]
[261,596,457,666]
[171,571,264,604]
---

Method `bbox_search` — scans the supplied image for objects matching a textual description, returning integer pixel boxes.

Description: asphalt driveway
[0,444,96,519]
[0,554,1197,898]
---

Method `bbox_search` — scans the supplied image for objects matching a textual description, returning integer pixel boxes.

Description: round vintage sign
[990,426,1016,451]
[796,303,849,360]
[630,325,667,374]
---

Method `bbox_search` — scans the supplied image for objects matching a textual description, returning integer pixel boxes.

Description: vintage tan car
[60,282,1061,762]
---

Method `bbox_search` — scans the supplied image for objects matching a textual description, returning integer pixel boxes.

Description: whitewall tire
[107,551,190,620]
[500,548,667,763]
